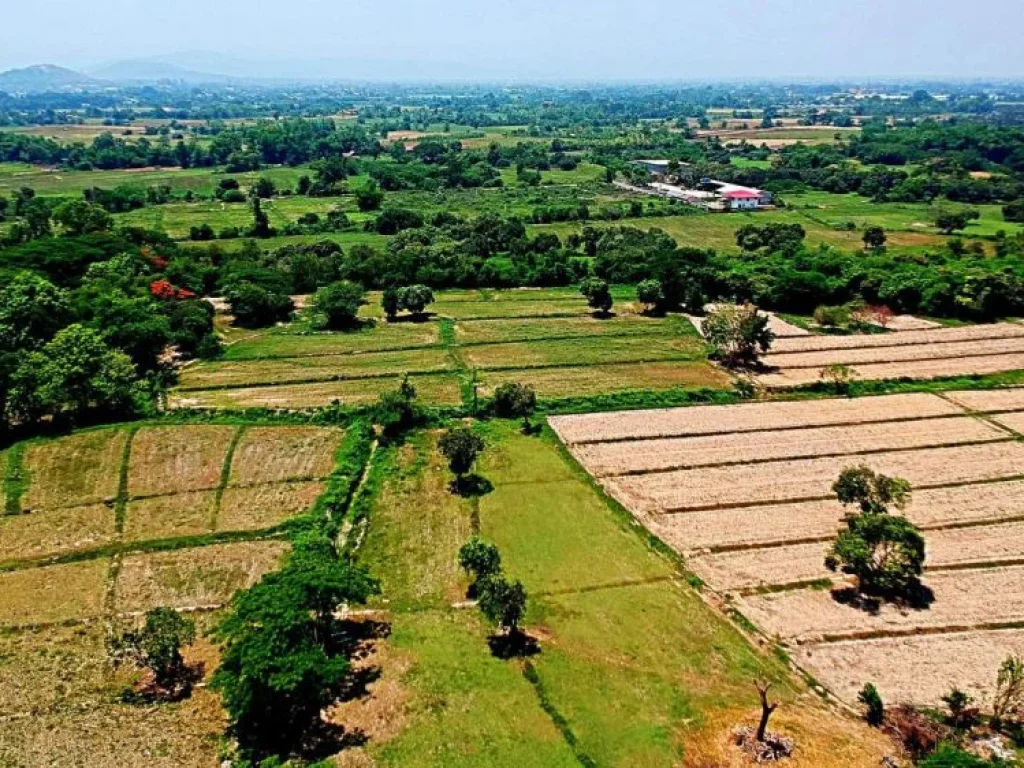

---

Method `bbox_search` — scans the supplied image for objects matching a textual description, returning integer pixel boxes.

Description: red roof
[724,190,760,199]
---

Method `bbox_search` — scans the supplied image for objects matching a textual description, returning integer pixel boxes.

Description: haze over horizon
[4,0,1023,82]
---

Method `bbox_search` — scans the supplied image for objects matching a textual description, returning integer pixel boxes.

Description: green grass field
[345,423,889,767]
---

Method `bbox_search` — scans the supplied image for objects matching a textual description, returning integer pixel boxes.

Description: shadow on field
[488,630,541,659]
[830,581,936,613]
[451,473,494,497]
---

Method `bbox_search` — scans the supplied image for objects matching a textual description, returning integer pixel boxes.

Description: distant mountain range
[86,59,235,84]
[0,64,99,92]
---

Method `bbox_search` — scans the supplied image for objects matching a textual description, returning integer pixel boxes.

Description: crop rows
[762,352,1024,387]
[769,322,1024,354]
[763,335,1024,370]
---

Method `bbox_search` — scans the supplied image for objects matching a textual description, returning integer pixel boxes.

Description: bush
[703,304,775,368]
[438,426,484,483]
[858,683,884,726]
[373,376,420,443]
[226,283,294,329]
[492,381,537,431]
[579,277,613,315]
[813,304,851,328]
[310,280,365,330]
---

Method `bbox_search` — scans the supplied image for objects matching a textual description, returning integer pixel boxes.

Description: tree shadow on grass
[450,473,494,498]
[831,581,935,613]
[388,312,436,323]
[488,630,541,659]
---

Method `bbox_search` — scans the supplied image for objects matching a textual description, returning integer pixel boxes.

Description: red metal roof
[724,190,760,199]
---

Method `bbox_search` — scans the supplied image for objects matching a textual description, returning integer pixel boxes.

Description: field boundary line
[768,327,1024,356]
[808,620,1024,645]
[533,574,679,598]
[211,425,246,531]
[124,474,334,505]
[522,661,599,768]
[176,365,456,393]
[768,348,1024,371]
[112,426,139,538]
[224,340,445,362]
[659,473,1024,515]
[596,436,1011,477]
[455,329,678,348]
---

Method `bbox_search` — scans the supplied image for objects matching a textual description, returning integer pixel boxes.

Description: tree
[438,426,484,488]
[227,283,294,328]
[373,375,420,443]
[253,177,276,199]
[382,286,400,320]
[478,575,528,636]
[354,180,384,212]
[111,607,197,694]
[211,532,379,759]
[941,687,980,730]
[755,680,778,743]
[492,381,537,433]
[311,280,365,329]
[993,654,1024,728]
[398,284,434,317]
[862,225,887,251]
[53,200,112,236]
[636,279,665,314]
[703,304,775,368]
[858,683,885,726]
[1003,200,1024,223]
[579,277,613,316]
[22,197,52,239]
[249,195,273,238]
[935,207,980,235]
[458,536,502,594]
[825,467,924,597]
[9,324,138,424]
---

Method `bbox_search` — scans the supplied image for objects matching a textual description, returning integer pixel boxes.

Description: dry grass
[169,374,464,409]
[572,415,1002,476]
[739,565,1024,642]
[481,361,730,400]
[761,352,1024,387]
[463,335,701,370]
[549,392,960,444]
[943,388,1024,412]
[764,335,1024,370]
[114,540,288,614]
[610,441,1024,513]
[796,629,1024,708]
[0,559,108,626]
[454,314,672,344]
[22,429,127,510]
[770,322,1024,354]
[217,480,325,532]
[122,491,216,543]
[228,426,342,486]
[0,503,115,562]
[128,426,235,497]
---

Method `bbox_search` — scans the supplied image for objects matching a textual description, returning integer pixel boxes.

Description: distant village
[624,159,773,212]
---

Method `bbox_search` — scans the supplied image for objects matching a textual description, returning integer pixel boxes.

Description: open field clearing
[762,352,1024,387]
[691,520,1024,591]
[479,360,730,400]
[652,479,1024,554]
[176,347,452,389]
[740,565,1024,642]
[227,426,341,485]
[771,322,1024,353]
[114,540,288,614]
[549,391,960,444]
[463,335,703,370]
[795,630,1024,708]
[123,490,216,542]
[609,441,1024,513]
[0,559,108,627]
[350,422,889,766]
[993,410,1024,434]
[553,391,1024,706]
[571,415,1003,477]
[0,503,115,561]
[454,314,675,344]
[763,334,1024,370]
[171,372,464,409]
[222,322,441,359]
[127,425,235,497]
[432,297,596,320]
[21,428,127,510]
[943,387,1024,411]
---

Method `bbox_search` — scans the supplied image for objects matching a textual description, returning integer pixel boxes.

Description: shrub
[310,280,365,330]
[579,277,613,315]
[703,303,775,368]
[858,683,885,727]
[492,381,537,432]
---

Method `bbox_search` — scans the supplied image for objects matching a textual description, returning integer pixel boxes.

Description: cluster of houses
[630,160,772,212]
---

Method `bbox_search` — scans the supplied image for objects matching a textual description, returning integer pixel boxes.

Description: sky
[3,0,1022,81]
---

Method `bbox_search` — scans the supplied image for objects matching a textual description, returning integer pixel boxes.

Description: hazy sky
[4,0,1022,81]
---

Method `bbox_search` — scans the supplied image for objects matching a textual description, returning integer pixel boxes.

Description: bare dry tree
[756,679,779,743]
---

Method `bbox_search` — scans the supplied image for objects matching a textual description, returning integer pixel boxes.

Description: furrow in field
[990,411,1024,435]
[795,629,1024,707]
[738,566,1024,643]
[651,479,1024,553]
[608,442,1024,514]
[691,520,1024,591]
[763,335,1024,370]
[571,416,1003,476]
[770,322,1024,354]
[549,392,959,444]
[760,353,1024,388]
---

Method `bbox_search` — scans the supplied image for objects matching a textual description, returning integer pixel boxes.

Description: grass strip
[3,442,27,516]
[112,426,139,536]
[211,425,246,531]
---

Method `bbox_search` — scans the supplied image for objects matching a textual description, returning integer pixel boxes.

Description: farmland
[552,389,1024,709]
[171,288,729,410]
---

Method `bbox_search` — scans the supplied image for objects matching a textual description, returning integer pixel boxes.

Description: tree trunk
[756,681,778,743]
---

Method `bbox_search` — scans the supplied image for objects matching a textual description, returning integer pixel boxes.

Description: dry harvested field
[760,323,1024,387]
[551,390,1024,707]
